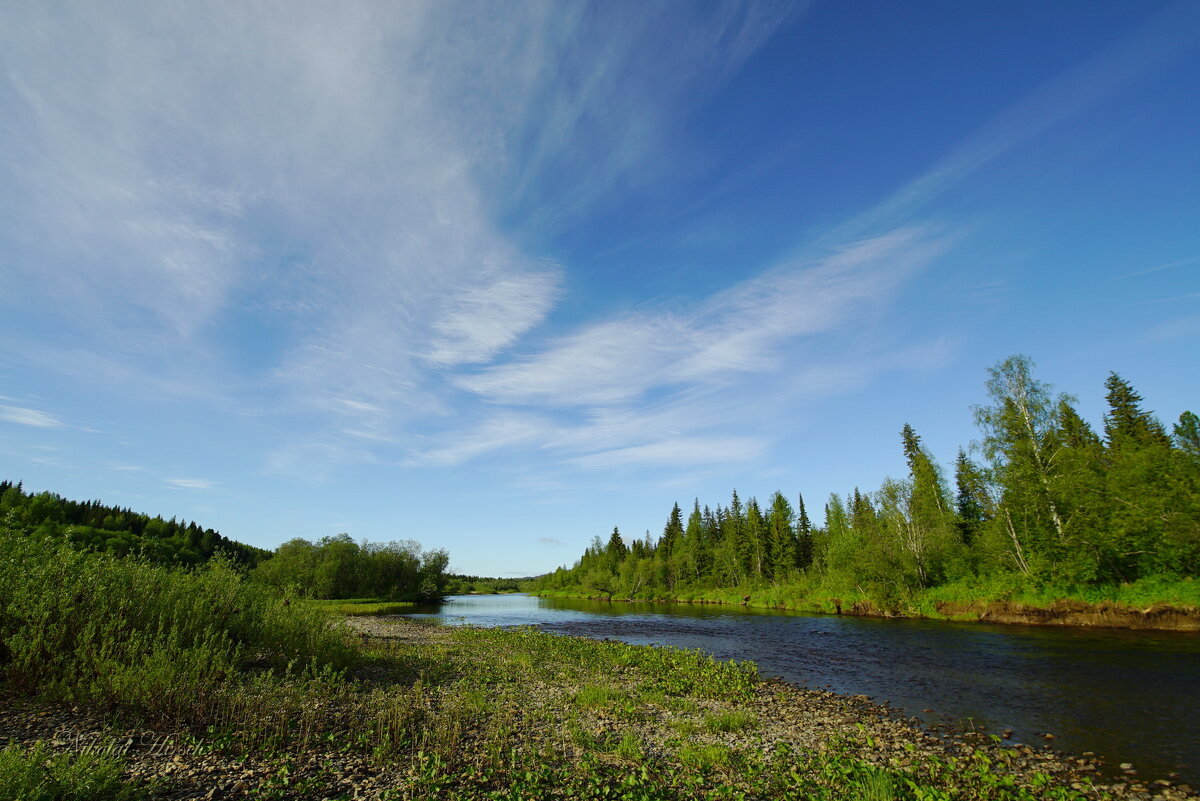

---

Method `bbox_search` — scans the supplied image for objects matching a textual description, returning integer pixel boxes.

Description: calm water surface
[404,594,1200,784]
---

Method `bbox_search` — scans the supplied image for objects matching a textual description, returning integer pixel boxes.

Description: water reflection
[404,594,1200,783]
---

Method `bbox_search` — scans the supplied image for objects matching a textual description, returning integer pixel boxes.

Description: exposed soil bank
[931,600,1200,630]
[547,593,1200,631]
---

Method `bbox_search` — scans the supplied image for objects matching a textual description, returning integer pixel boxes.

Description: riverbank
[3,617,1195,799]
[534,586,1200,631]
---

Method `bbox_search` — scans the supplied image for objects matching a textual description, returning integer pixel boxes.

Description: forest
[0,480,269,567]
[532,356,1200,608]
[0,482,450,602]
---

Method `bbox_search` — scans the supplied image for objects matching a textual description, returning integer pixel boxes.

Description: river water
[403,593,1200,784]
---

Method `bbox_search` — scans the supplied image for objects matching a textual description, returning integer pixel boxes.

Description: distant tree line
[533,356,1200,604]
[444,575,524,595]
[0,481,269,567]
[251,534,450,601]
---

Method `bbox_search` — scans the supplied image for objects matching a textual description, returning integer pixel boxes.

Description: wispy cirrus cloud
[0,405,64,428]
[457,227,949,409]
[425,270,562,367]
[165,478,216,491]
[569,436,767,470]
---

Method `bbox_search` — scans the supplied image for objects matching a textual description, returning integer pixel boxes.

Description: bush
[0,532,356,722]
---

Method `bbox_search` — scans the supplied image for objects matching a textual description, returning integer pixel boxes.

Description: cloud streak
[165,478,216,490]
[0,405,64,429]
[457,227,948,409]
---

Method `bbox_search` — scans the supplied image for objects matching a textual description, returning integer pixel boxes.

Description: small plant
[704,709,757,733]
[613,731,644,763]
[678,742,734,772]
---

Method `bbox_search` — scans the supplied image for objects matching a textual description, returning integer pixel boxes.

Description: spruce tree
[1104,372,1171,450]
[795,493,814,570]
[660,502,683,560]
[767,491,797,581]
[953,449,991,545]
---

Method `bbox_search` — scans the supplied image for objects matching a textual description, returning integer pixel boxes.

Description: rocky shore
[1,617,1195,799]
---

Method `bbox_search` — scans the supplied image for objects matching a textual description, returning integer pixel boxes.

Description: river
[403,593,1200,784]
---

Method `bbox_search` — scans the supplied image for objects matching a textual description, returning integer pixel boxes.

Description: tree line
[0,482,451,601]
[251,534,450,601]
[0,481,269,567]
[533,356,1200,604]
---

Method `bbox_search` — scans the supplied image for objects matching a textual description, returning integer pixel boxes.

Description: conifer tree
[1103,373,1171,450]
[767,491,797,580]
[661,503,683,556]
[953,449,991,545]
[744,497,770,578]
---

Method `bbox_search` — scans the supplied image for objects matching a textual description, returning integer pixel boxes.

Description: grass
[0,741,143,801]
[0,527,1128,799]
[307,598,418,616]
[703,709,757,733]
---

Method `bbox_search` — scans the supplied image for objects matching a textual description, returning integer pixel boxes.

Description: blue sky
[2,1,1198,577]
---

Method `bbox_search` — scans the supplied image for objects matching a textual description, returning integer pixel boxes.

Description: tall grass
[0,533,356,723]
[0,742,142,801]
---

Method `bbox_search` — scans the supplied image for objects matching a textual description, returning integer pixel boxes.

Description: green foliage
[251,534,449,601]
[0,531,355,721]
[0,742,144,801]
[0,481,268,567]
[531,356,1200,614]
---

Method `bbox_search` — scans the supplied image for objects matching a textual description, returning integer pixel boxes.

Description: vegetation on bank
[0,481,451,604]
[0,523,1156,799]
[444,574,525,595]
[251,534,450,602]
[308,598,418,616]
[533,357,1200,617]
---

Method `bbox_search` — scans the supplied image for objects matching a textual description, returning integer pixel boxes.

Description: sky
[1,1,1198,577]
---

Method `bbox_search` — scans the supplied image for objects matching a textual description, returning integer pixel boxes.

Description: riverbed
[404,593,1200,785]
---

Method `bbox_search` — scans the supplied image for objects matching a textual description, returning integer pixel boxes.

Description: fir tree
[767,491,797,580]
[1104,372,1171,450]
[795,493,813,570]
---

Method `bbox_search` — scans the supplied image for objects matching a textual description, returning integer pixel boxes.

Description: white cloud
[0,405,64,428]
[570,436,767,469]
[457,227,949,408]
[165,478,216,490]
[0,1,806,479]
[426,269,562,366]
[409,415,549,467]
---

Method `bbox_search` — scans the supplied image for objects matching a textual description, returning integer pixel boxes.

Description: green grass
[0,741,144,801]
[703,709,757,733]
[307,597,417,616]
